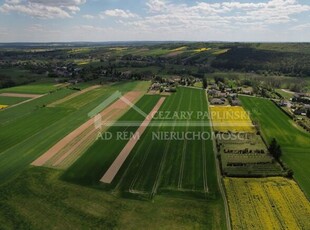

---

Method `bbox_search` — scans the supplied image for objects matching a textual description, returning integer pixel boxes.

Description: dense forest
[211,47,310,77]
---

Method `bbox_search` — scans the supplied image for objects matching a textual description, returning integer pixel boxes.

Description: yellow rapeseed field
[0,104,8,109]
[224,177,310,230]
[171,46,188,52]
[209,106,255,133]
[194,47,211,52]
[213,48,230,55]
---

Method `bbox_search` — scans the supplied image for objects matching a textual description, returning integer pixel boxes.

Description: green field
[59,82,145,109]
[0,68,35,77]
[240,96,310,197]
[63,88,219,199]
[0,83,226,230]
[0,89,74,125]
[0,81,148,185]
[113,88,218,197]
[0,96,28,105]
[0,83,62,94]
[275,89,294,100]
[0,167,225,229]
[62,95,161,185]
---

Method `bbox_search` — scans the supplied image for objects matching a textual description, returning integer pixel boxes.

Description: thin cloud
[102,9,138,18]
[0,0,86,18]
[83,14,94,19]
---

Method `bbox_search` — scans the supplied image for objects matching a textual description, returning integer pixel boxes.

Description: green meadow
[0,96,28,105]
[240,96,310,197]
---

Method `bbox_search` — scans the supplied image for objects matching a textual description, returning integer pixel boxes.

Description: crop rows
[111,87,217,198]
[0,81,146,184]
[240,96,310,197]
[224,177,310,230]
[62,95,161,185]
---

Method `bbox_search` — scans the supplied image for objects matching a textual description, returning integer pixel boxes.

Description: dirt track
[0,93,43,98]
[100,97,166,184]
[31,91,144,167]
[48,85,101,107]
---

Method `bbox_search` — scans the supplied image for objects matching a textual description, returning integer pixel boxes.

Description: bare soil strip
[51,112,118,168]
[54,83,71,87]
[31,91,143,167]
[48,85,101,107]
[166,51,184,57]
[100,97,166,184]
[0,93,43,98]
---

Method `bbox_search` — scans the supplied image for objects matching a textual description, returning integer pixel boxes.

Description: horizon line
[0,40,310,44]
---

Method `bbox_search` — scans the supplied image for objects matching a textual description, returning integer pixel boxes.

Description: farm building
[210,98,225,105]
[231,99,241,106]
[150,82,161,90]
[242,90,252,95]
[208,89,221,96]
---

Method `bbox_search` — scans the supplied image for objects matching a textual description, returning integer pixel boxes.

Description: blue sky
[0,0,309,42]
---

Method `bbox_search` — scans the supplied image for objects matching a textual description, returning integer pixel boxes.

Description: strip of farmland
[112,87,218,198]
[100,97,166,183]
[224,177,310,229]
[32,91,145,168]
[0,81,148,184]
[0,95,29,105]
[48,85,101,107]
[0,93,44,98]
[240,96,310,198]
[62,95,161,185]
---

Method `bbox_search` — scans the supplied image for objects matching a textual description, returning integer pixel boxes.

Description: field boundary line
[31,91,143,167]
[48,85,101,107]
[178,90,193,189]
[206,90,231,230]
[200,90,208,192]
[50,111,120,168]
[126,135,154,192]
[1,94,46,111]
[100,97,166,184]
[126,93,178,193]
[0,93,44,98]
[151,90,185,197]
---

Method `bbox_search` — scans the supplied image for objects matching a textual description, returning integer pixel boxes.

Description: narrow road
[205,90,232,230]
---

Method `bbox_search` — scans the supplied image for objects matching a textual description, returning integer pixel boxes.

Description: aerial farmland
[0,41,310,229]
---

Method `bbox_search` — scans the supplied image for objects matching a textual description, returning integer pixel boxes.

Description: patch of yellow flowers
[171,46,188,52]
[194,47,211,52]
[224,177,310,230]
[0,104,8,109]
[210,106,255,133]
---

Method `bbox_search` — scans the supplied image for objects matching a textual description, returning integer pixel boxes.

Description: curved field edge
[239,96,310,198]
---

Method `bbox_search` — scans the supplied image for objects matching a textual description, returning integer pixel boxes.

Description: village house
[210,98,225,105]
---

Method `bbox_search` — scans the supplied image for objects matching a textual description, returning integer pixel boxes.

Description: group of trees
[211,47,310,77]
[269,138,295,178]
[202,77,208,89]
[268,138,282,161]
[0,74,36,89]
